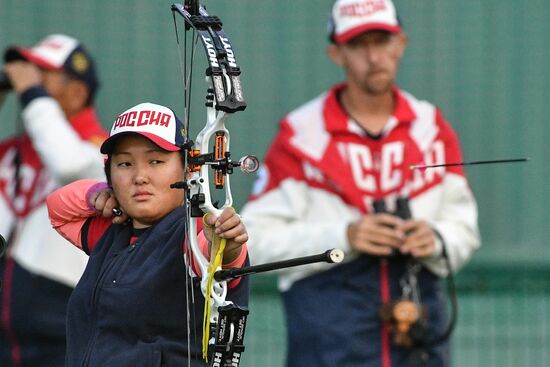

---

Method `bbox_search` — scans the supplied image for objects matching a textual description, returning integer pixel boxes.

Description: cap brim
[335,23,401,44]
[100,132,181,154]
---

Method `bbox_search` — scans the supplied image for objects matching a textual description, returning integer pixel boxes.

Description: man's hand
[400,220,437,258]
[203,208,248,264]
[347,213,405,256]
[90,189,129,225]
[4,61,42,93]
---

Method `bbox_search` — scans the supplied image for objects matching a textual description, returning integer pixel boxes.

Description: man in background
[242,0,480,366]
[0,34,107,367]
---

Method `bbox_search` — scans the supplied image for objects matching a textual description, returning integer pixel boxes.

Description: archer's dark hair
[104,155,112,187]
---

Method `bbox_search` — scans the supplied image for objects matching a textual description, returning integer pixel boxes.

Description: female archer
[46,102,249,366]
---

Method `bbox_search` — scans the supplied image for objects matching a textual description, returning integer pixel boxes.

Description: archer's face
[109,134,185,229]
[331,31,407,95]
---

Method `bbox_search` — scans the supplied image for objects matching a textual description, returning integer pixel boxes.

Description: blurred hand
[90,189,129,225]
[4,61,42,93]
[399,219,437,258]
[347,213,405,256]
[203,207,248,264]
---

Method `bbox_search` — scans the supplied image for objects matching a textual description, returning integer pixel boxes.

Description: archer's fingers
[202,207,236,226]
[92,191,111,213]
[216,207,238,224]
[213,208,241,232]
[222,229,249,245]
[216,221,248,242]
[101,196,119,218]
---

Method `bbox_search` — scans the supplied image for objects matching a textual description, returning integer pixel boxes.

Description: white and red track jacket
[0,91,107,286]
[242,84,480,291]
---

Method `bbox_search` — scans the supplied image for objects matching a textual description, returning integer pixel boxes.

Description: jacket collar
[324,83,416,134]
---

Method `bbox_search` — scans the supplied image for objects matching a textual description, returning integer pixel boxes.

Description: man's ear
[326,44,344,67]
[395,33,409,58]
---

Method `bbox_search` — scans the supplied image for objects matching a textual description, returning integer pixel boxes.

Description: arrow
[410,158,529,170]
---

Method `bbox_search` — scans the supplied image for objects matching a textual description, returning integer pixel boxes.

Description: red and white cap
[7,34,79,69]
[4,34,99,95]
[329,0,402,44]
[100,102,184,154]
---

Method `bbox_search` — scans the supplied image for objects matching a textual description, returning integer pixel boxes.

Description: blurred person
[46,102,249,366]
[241,0,480,366]
[0,34,107,367]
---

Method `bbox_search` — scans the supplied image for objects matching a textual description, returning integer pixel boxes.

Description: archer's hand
[399,220,437,258]
[203,208,248,264]
[89,189,129,225]
[347,213,405,256]
[4,61,42,94]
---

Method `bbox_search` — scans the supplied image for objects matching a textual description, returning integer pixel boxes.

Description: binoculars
[0,71,12,91]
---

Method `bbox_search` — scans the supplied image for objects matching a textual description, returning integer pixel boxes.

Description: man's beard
[356,70,393,96]
[360,72,393,96]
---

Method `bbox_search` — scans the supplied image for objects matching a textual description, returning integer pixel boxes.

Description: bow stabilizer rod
[214,249,345,282]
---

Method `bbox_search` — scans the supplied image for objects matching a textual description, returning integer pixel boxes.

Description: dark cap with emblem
[3,34,99,100]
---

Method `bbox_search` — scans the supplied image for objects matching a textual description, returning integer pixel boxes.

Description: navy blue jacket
[65,207,249,367]
[0,260,71,367]
[283,255,449,367]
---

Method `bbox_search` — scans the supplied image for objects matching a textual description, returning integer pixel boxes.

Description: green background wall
[1,1,549,365]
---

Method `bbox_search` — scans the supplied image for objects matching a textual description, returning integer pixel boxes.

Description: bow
[169,2,345,366]
[170,2,258,365]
